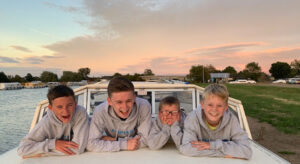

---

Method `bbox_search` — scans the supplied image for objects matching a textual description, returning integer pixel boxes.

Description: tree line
[187,59,300,83]
[0,68,91,83]
[1,59,299,83]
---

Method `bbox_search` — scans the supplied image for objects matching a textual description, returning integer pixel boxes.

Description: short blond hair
[201,84,229,103]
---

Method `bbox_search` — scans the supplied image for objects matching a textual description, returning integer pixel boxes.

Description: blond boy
[148,96,186,150]
[179,84,252,159]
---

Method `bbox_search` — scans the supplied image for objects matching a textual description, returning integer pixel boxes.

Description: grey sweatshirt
[179,107,252,159]
[17,105,89,156]
[87,97,152,152]
[148,112,186,150]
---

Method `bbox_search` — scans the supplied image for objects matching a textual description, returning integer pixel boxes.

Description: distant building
[210,73,230,83]
[0,82,23,90]
[24,81,46,88]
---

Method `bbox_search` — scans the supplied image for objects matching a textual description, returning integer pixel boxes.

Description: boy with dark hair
[180,84,252,159]
[87,76,152,152]
[18,85,89,158]
[148,96,186,150]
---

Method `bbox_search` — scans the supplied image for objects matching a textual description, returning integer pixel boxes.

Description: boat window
[135,91,152,105]
[89,91,108,115]
[75,93,85,107]
[154,91,193,114]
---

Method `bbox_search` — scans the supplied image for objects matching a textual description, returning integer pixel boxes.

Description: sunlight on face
[48,96,76,123]
[201,94,228,126]
[107,91,136,119]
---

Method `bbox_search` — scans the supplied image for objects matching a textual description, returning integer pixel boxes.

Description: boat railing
[30,83,252,139]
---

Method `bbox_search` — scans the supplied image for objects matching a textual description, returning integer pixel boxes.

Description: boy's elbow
[179,144,195,157]
[243,147,253,159]
[17,147,25,156]
[148,143,163,150]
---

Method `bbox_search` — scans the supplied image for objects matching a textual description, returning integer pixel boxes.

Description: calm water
[0,88,49,154]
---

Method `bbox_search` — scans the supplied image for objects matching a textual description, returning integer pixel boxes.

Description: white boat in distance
[0,81,290,164]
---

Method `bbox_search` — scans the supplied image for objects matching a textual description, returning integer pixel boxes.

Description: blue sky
[1,0,300,76]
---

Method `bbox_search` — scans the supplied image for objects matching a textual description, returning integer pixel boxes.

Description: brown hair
[108,76,134,97]
[201,84,229,103]
[47,85,75,105]
[159,96,180,111]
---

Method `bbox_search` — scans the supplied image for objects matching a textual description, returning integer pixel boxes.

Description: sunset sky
[1,0,300,77]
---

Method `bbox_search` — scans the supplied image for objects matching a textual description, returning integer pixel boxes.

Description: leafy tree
[112,72,122,78]
[60,71,82,82]
[11,75,25,83]
[290,59,300,76]
[40,71,58,82]
[269,62,291,79]
[78,67,90,80]
[33,76,41,81]
[187,65,210,83]
[25,73,34,82]
[243,62,262,81]
[222,66,237,78]
[143,69,154,76]
[124,73,144,81]
[0,72,10,82]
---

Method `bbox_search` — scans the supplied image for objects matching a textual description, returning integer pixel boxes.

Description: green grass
[278,151,296,155]
[196,83,300,134]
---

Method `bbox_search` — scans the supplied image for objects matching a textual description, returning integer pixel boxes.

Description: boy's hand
[127,136,141,151]
[55,140,78,155]
[191,141,210,150]
[101,136,116,141]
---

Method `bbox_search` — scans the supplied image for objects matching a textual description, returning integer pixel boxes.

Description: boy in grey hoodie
[180,84,252,159]
[87,77,152,152]
[17,85,89,158]
[148,96,186,150]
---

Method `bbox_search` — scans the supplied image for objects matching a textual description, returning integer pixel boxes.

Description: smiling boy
[17,85,89,158]
[148,96,186,150]
[179,84,252,159]
[87,76,152,152]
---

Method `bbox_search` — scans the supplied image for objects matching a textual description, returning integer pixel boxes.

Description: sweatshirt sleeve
[136,99,152,148]
[209,116,252,159]
[87,107,127,152]
[17,118,57,156]
[179,113,224,157]
[147,118,171,150]
[70,106,89,154]
[170,121,183,149]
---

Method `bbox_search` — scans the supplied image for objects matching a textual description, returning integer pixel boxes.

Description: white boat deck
[0,141,289,164]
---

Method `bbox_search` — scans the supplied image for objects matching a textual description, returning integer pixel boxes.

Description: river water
[0,88,49,154]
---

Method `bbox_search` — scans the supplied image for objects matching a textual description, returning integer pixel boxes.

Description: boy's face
[107,91,136,119]
[48,96,76,123]
[201,94,228,126]
[159,104,180,126]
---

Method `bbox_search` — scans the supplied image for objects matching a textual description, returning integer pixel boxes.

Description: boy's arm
[136,100,152,148]
[17,120,57,157]
[70,107,90,154]
[179,114,224,157]
[87,109,127,152]
[209,116,252,159]
[170,121,182,149]
[148,118,171,150]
